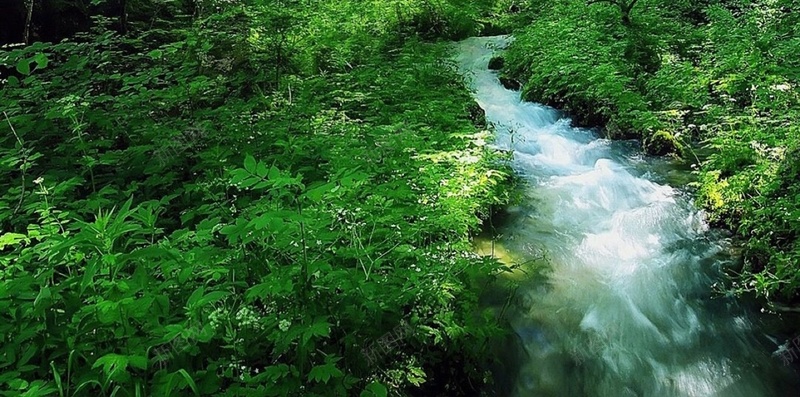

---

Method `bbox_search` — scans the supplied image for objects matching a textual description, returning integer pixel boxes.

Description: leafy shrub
[0,2,514,395]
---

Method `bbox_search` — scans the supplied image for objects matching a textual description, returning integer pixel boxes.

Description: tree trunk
[587,0,639,27]
[621,12,631,26]
[23,0,34,44]
[621,0,639,26]
[120,0,128,34]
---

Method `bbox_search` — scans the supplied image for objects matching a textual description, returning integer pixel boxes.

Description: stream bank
[458,35,800,397]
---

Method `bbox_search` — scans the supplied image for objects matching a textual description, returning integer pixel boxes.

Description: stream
[455,36,799,397]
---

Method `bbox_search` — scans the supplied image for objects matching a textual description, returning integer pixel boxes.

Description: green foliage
[503,0,661,138]
[0,1,513,395]
[502,0,800,301]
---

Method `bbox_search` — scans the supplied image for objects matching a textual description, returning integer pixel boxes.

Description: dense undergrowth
[0,1,516,395]
[499,0,800,303]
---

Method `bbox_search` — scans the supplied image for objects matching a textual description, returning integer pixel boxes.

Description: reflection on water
[455,36,798,397]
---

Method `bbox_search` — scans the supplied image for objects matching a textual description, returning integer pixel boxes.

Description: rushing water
[455,36,798,397]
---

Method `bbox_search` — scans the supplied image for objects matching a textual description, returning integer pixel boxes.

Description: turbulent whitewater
[455,36,797,397]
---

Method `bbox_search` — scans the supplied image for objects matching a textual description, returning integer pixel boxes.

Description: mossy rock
[480,21,511,36]
[498,75,521,91]
[467,101,487,127]
[644,130,683,156]
[488,56,505,70]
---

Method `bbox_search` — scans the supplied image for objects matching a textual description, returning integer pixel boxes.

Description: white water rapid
[455,36,798,397]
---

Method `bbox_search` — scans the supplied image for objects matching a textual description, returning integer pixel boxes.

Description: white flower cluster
[234,306,260,328]
[749,140,786,160]
[329,206,367,231]
[208,306,229,330]
[278,319,292,332]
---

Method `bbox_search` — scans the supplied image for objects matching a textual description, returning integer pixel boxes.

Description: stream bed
[455,36,799,397]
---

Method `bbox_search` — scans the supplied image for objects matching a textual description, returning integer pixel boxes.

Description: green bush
[0,2,514,395]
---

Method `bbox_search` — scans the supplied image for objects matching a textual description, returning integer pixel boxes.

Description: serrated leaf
[96,300,121,324]
[307,363,343,384]
[261,364,290,382]
[302,319,331,344]
[92,354,129,377]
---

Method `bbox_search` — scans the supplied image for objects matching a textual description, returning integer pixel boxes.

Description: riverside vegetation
[497,0,800,304]
[2,0,800,395]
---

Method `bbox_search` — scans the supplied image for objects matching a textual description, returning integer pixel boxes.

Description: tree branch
[587,0,621,6]
[587,0,639,26]
[4,112,27,215]
[624,0,640,13]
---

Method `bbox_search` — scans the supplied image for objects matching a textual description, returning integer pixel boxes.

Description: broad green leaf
[128,356,148,370]
[8,378,28,390]
[239,176,262,189]
[256,161,269,178]
[16,59,30,75]
[244,155,257,174]
[33,53,48,69]
[360,382,388,397]
[245,278,293,300]
[268,165,280,179]
[186,287,204,308]
[80,260,99,295]
[195,291,229,307]
[304,182,335,203]
[230,169,250,185]
[33,286,51,313]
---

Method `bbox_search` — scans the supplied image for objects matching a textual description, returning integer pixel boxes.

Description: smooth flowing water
[455,36,798,397]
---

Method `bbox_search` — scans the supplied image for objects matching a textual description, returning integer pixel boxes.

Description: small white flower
[279,319,291,332]
[33,177,44,184]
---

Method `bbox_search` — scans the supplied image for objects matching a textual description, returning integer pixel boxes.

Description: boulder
[499,75,521,91]
[488,56,505,70]
[644,130,683,156]
[467,101,487,127]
